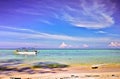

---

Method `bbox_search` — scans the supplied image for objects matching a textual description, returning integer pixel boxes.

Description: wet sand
[0,64,120,79]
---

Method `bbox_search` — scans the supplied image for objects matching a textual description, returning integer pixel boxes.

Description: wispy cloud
[108,34,120,37]
[0,26,39,33]
[96,31,107,34]
[39,20,53,25]
[10,0,116,29]
[0,26,120,48]
[0,26,111,42]
[62,0,115,29]
[13,1,60,19]
[15,8,43,16]
[82,44,89,48]
[0,41,47,48]
[95,30,120,37]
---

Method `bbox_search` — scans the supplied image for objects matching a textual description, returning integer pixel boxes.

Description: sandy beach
[1,72,120,79]
[0,64,120,79]
[0,49,120,79]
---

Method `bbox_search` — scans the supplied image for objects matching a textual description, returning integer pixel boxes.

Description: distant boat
[14,48,38,55]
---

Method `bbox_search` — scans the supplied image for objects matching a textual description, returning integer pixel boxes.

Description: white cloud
[96,31,107,34]
[0,26,38,33]
[83,44,89,48]
[59,42,71,48]
[39,20,53,25]
[109,42,120,47]
[63,0,115,29]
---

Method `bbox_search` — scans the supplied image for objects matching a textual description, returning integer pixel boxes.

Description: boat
[14,48,38,55]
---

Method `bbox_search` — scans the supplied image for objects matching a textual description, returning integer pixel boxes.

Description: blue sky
[0,0,120,48]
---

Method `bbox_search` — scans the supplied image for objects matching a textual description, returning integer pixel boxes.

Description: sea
[0,49,120,65]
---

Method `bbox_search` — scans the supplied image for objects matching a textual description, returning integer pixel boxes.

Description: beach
[1,72,120,79]
[0,49,120,79]
[0,64,120,79]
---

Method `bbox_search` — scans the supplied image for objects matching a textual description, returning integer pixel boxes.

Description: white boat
[14,48,38,55]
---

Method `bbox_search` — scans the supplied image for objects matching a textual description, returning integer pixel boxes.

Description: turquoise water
[0,49,120,65]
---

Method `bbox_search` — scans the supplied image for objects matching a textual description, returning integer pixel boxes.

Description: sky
[0,0,120,48]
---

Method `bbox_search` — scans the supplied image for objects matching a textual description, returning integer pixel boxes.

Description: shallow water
[0,49,120,65]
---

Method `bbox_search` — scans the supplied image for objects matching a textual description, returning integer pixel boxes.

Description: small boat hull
[16,52,37,55]
[14,48,38,55]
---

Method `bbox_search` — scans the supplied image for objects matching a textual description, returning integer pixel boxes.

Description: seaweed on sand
[0,59,23,67]
[0,66,17,71]
[32,62,69,69]
[0,59,23,72]
[46,63,68,68]
[17,67,31,72]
